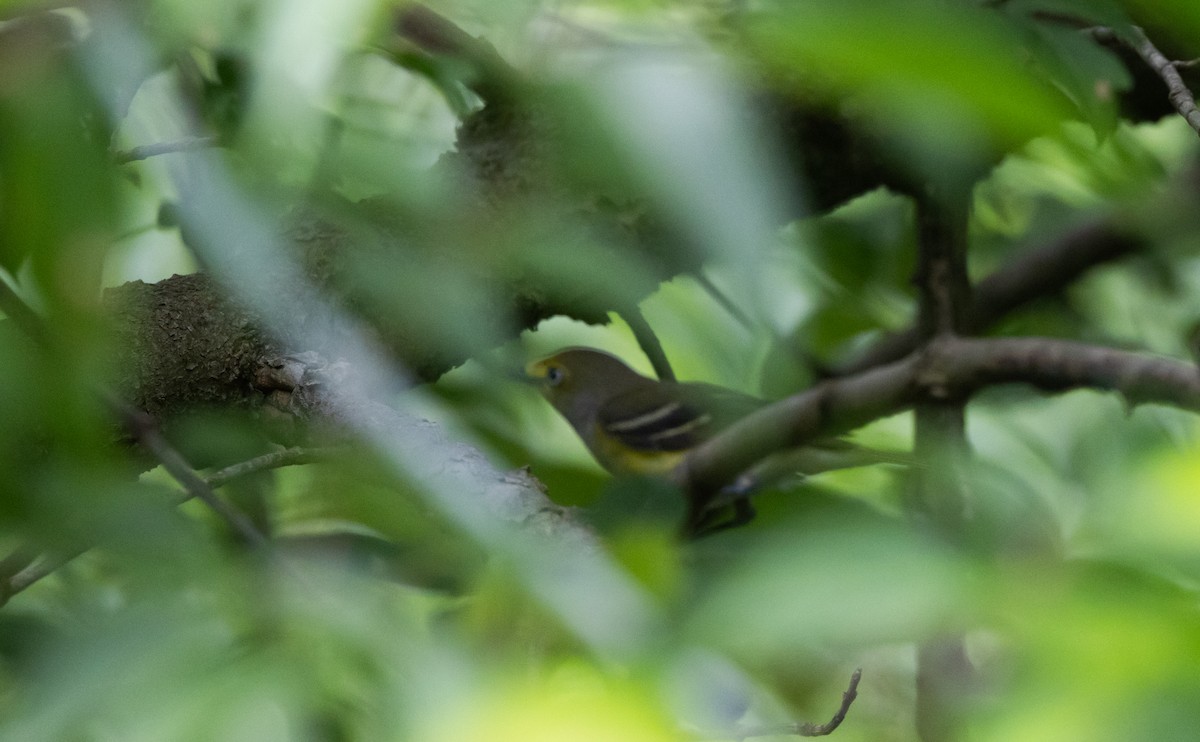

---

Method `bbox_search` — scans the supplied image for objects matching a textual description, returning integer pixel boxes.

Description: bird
[525,347,901,532]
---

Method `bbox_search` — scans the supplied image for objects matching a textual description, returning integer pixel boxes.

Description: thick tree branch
[911,189,974,742]
[393,4,520,103]
[680,337,1200,499]
[914,193,972,340]
[681,354,922,498]
[834,220,1144,376]
[104,273,278,419]
[968,223,1143,330]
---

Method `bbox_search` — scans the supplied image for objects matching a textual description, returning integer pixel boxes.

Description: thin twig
[0,547,40,606]
[1130,26,1200,135]
[203,447,330,490]
[0,447,328,605]
[1096,25,1200,136]
[696,273,755,330]
[705,669,862,739]
[621,305,676,382]
[112,399,269,547]
[394,4,518,102]
[0,545,37,582]
[796,667,861,737]
[3,548,87,604]
[682,335,1200,503]
[115,136,218,164]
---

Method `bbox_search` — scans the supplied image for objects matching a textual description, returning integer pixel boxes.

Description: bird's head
[525,347,648,426]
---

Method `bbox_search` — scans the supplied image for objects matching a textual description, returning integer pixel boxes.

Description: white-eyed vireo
[526,347,886,482]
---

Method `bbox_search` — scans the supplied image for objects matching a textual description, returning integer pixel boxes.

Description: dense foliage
[3,1,1200,740]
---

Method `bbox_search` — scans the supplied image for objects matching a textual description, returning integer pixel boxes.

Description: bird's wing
[597,382,763,453]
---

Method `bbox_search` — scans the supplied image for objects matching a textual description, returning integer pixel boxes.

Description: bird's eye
[546,365,565,386]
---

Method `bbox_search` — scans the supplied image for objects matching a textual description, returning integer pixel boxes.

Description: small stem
[203,447,329,491]
[115,136,218,164]
[112,398,269,547]
[1,447,328,605]
[700,669,862,739]
[621,305,676,382]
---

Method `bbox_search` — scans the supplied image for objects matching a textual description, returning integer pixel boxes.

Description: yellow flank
[592,422,687,476]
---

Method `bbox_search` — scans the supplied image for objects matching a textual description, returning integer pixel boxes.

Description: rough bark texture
[104,273,274,420]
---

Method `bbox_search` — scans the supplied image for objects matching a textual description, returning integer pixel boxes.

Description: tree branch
[0,546,39,605]
[911,188,974,742]
[1,549,86,605]
[203,446,330,490]
[681,337,1200,500]
[914,193,972,340]
[1,446,337,606]
[113,399,270,547]
[833,220,1144,376]
[1118,26,1200,137]
[621,304,676,382]
[703,668,862,739]
[393,4,519,103]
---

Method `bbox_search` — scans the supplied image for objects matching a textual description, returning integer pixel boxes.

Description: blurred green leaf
[0,44,118,291]
[688,508,974,655]
[1017,20,1130,138]
[748,0,1077,152]
[2,1,1200,740]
